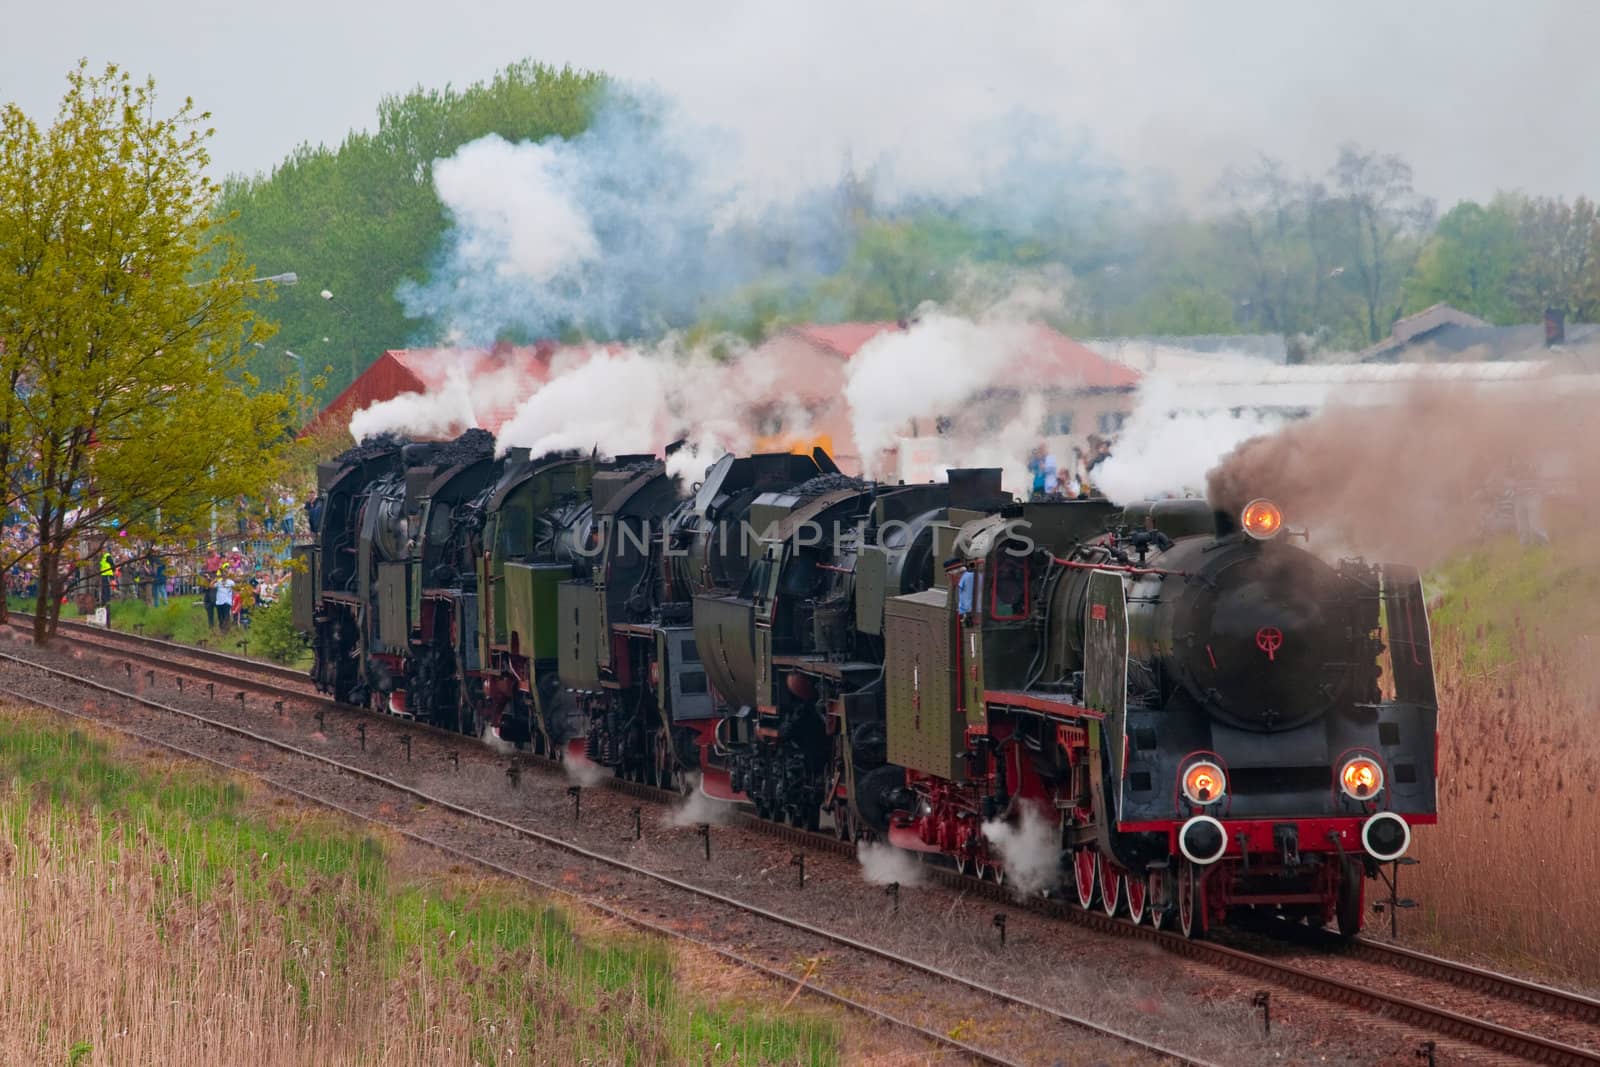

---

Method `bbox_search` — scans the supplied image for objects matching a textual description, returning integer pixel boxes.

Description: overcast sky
[4,1,1597,209]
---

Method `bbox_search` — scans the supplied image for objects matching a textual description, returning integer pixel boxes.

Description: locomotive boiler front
[1122,534,1377,732]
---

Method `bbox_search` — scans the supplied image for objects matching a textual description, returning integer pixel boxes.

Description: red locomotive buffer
[877,496,1438,938]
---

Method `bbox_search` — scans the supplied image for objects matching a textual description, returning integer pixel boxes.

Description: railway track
[11,619,1600,1064]
[0,642,1206,1067]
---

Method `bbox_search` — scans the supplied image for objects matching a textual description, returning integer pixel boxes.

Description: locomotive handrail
[1046,554,1191,579]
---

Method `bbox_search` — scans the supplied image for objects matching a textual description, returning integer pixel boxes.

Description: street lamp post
[320,289,360,385]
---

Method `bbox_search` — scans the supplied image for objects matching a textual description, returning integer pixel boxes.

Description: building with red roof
[744,320,1140,475]
[303,342,584,440]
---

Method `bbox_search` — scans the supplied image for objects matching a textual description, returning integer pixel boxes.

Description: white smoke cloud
[845,310,1035,476]
[398,80,1128,347]
[348,359,531,441]
[495,347,667,458]
[492,334,819,471]
[399,89,854,345]
[855,840,924,887]
[432,134,599,283]
[563,751,607,788]
[1091,374,1301,504]
[664,774,733,828]
[980,804,1060,897]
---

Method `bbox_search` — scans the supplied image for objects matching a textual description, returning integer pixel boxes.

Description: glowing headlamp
[1339,756,1384,800]
[1240,498,1284,541]
[1181,760,1227,806]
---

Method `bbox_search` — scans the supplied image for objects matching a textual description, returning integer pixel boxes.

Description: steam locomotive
[293,432,1438,937]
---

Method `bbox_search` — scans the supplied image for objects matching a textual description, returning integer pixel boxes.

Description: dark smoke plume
[1207,383,1600,568]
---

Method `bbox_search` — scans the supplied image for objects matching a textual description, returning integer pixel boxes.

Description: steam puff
[856,840,924,887]
[664,774,733,828]
[496,347,666,458]
[398,88,852,345]
[564,753,607,789]
[433,134,598,283]
[491,335,816,469]
[981,804,1060,897]
[348,360,531,442]
[846,312,1032,470]
[1092,375,1296,503]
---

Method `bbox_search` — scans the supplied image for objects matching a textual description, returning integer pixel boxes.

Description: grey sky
[4,0,1596,208]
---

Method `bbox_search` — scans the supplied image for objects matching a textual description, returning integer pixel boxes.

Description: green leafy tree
[1404,197,1525,322]
[250,595,307,665]
[0,62,296,644]
[220,60,603,397]
[807,217,979,321]
[1507,195,1600,322]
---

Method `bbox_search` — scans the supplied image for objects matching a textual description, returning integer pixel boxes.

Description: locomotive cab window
[990,548,1029,620]
[427,503,453,544]
[500,501,531,558]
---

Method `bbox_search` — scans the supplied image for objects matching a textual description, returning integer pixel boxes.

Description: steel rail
[0,652,1206,1067]
[8,612,310,686]
[1350,938,1600,1026]
[0,682,1025,1067]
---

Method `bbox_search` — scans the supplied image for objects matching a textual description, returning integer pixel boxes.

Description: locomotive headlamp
[1181,761,1227,805]
[1339,756,1384,800]
[1240,498,1284,540]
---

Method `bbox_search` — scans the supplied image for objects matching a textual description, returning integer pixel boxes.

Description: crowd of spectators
[1027,436,1114,501]
[4,486,313,628]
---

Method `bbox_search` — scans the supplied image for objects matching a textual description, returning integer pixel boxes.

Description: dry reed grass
[1406,570,1600,988]
[0,709,839,1065]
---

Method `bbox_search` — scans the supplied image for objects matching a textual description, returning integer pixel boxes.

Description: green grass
[1426,535,1600,670]
[7,593,314,668]
[6,595,81,619]
[0,712,840,1065]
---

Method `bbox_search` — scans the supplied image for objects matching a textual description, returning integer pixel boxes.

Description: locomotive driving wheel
[1146,870,1170,929]
[1124,870,1147,925]
[1178,861,1208,939]
[1099,856,1124,917]
[832,798,855,842]
[1074,848,1099,910]
[651,726,677,791]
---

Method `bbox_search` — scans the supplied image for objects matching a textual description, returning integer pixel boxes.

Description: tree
[1404,196,1525,322]
[220,60,603,398]
[1507,196,1600,322]
[1211,158,1365,347]
[0,63,296,643]
[1215,156,1315,336]
[1325,144,1435,343]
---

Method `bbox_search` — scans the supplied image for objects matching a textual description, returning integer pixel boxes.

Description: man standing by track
[215,568,235,633]
[200,567,217,628]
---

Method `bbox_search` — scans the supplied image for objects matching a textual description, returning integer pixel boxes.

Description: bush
[251,596,308,666]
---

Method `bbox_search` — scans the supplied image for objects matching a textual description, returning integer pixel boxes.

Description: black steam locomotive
[294,433,1438,937]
